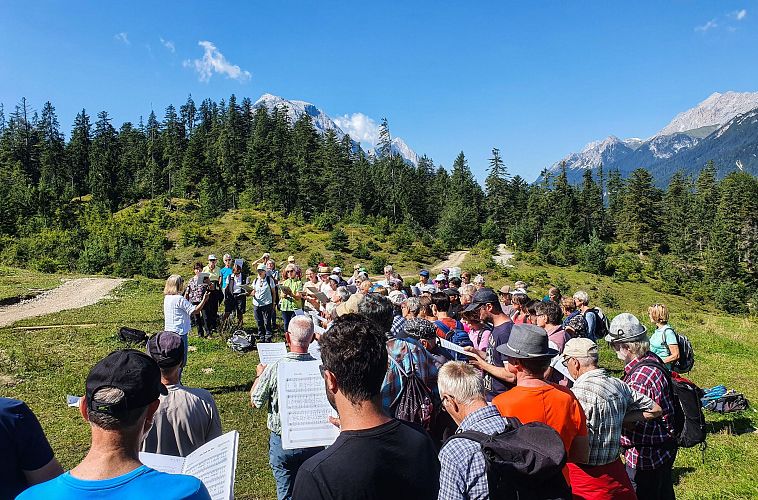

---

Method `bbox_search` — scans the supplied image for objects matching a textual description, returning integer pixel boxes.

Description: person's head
[383,265,394,280]
[461,309,484,329]
[548,287,562,303]
[328,275,340,290]
[606,313,650,364]
[560,296,577,314]
[266,259,276,271]
[402,296,421,318]
[358,293,395,333]
[445,288,460,304]
[359,279,373,294]
[318,266,330,281]
[287,316,315,349]
[526,300,539,325]
[284,263,297,279]
[147,331,184,382]
[460,283,477,305]
[256,263,266,277]
[473,274,485,288]
[511,292,530,310]
[438,361,486,425]
[573,290,590,309]
[418,295,434,319]
[163,275,184,296]
[496,324,557,381]
[288,255,296,264]
[561,338,599,380]
[430,292,450,316]
[498,285,512,305]
[320,314,388,409]
[461,271,471,284]
[464,288,504,323]
[648,303,670,325]
[336,286,351,303]
[332,266,343,276]
[449,277,461,289]
[83,349,166,440]
[207,254,217,268]
[534,300,562,328]
[223,253,232,268]
[325,302,339,321]
[305,267,317,283]
[403,317,439,352]
[193,262,203,273]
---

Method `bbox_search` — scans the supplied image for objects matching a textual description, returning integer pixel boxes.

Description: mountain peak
[656,91,758,136]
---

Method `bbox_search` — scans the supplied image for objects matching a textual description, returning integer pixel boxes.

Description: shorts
[225,294,247,315]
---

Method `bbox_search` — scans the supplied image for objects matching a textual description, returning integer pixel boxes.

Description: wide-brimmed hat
[317,266,330,274]
[605,313,648,343]
[496,324,558,359]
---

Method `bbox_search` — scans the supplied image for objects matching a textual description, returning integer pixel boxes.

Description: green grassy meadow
[1,256,757,499]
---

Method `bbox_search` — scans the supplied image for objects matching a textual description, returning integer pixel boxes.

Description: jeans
[626,456,676,500]
[269,432,323,500]
[180,334,188,367]
[281,310,295,334]
[255,303,274,341]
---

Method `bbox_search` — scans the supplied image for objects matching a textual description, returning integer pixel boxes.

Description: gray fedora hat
[605,313,648,343]
[496,323,558,359]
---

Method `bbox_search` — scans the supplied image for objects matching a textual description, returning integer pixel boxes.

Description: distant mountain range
[543,91,758,185]
[252,93,419,166]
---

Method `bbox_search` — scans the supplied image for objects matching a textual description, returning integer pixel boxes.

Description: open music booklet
[139,430,239,500]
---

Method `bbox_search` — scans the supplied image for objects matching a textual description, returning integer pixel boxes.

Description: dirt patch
[0,278,127,328]
[493,244,515,266]
[432,250,469,271]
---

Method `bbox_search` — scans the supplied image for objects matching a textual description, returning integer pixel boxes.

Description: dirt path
[0,278,127,328]
[432,250,469,271]
[493,244,515,266]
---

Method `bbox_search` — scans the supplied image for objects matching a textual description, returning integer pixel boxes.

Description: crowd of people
[3,252,692,500]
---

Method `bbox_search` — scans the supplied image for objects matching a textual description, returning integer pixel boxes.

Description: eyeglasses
[561,356,573,367]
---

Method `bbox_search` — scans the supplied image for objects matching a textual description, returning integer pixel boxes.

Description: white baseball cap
[208,254,217,260]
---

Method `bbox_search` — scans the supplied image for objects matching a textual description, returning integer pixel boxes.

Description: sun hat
[496,324,558,359]
[318,266,330,274]
[463,288,499,312]
[499,285,512,294]
[388,290,407,305]
[562,337,599,359]
[147,331,184,368]
[605,313,648,343]
[85,349,167,416]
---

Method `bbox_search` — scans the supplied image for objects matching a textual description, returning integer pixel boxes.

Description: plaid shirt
[621,353,677,470]
[571,368,657,466]
[438,405,507,500]
[391,314,407,338]
[381,337,440,413]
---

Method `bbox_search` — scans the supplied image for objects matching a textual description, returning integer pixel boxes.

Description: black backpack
[587,307,610,341]
[660,326,695,373]
[446,417,571,500]
[626,359,706,449]
[118,326,147,344]
[388,352,434,431]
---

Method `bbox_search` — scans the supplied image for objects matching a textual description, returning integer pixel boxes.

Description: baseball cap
[328,274,341,283]
[85,349,167,416]
[499,285,512,294]
[287,255,296,263]
[332,266,342,274]
[147,331,184,368]
[256,263,266,271]
[434,273,447,282]
[223,253,232,260]
[496,324,558,359]
[208,254,217,261]
[605,313,648,343]
[463,288,499,312]
[419,269,430,277]
[444,288,460,297]
[562,338,599,359]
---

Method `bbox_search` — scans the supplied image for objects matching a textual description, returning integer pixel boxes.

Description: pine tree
[578,168,603,242]
[162,104,185,195]
[606,169,624,237]
[36,101,66,197]
[617,168,662,252]
[663,171,694,258]
[89,111,120,209]
[693,161,719,258]
[484,147,511,242]
[66,109,91,197]
[437,152,482,246]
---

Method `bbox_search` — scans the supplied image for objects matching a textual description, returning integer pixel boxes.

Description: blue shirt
[219,267,233,289]
[18,465,210,500]
[0,398,55,500]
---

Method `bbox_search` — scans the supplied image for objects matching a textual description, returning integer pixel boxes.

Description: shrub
[608,253,643,282]
[578,234,607,275]
[713,281,749,314]
[326,228,349,252]
[366,239,381,251]
[370,255,386,274]
[312,212,334,231]
[180,224,207,247]
[307,251,324,269]
[352,243,372,259]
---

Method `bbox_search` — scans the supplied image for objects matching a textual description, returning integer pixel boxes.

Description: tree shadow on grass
[673,466,696,486]
[707,416,755,435]
[206,383,252,395]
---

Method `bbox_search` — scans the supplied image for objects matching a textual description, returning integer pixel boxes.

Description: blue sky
[1,1,756,182]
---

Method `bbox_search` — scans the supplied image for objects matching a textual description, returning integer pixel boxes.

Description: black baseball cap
[463,287,499,312]
[147,331,184,368]
[85,349,167,416]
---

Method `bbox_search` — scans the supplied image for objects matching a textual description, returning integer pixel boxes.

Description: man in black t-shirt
[292,314,440,500]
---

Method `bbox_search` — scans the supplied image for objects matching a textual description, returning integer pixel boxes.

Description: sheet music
[440,337,474,356]
[257,342,288,365]
[549,341,575,382]
[308,340,321,360]
[182,431,239,500]
[139,452,186,475]
[278,360,339,450]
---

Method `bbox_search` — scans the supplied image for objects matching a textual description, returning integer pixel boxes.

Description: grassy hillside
[1,253,756,499]
[0,266,71,302]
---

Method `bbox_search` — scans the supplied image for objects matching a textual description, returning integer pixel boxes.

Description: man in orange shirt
[491,323,590,483]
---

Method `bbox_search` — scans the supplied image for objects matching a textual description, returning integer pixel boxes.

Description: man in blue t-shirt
[0,397,63,498]
[18,349,210,500]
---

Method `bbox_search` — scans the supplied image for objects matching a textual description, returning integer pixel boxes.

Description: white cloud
[183,41,251,83]
[333,113,381,146]
[695,19,718,32]
[114,32,130,45]
[734,9,747,21]
[160,37,175,53]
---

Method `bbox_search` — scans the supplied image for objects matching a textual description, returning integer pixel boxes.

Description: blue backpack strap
[434,320,452,337]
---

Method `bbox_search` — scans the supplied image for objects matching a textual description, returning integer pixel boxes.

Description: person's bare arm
[662,343,680,364]
[569,435,590,464]
[464,348,516,383]
[250,363,267,408]
[23,457,64,486]
[192,291,210,314]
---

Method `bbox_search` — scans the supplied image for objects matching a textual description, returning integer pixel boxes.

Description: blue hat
[419,269,430,277]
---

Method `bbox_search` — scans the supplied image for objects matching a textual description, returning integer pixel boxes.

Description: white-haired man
[573,290,598,341]
[563,337,662,500]
[251,316,324,500]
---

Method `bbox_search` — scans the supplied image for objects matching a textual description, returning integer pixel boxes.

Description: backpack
[587,307,610,341]
[388,353,434,431]
[660,327,695,373]
[118,326,148,344]
[227,330,254,353]
[702,386,750,413]
[446,417,571,500]
[626,359,706,449]
[434,320,474,361]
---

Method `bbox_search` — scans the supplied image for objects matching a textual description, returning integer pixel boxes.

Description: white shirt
[163,295,196,336]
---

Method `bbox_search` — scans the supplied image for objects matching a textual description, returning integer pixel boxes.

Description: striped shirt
[571,368,656,466]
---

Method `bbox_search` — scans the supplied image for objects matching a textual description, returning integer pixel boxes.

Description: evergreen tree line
[1,96,756,312]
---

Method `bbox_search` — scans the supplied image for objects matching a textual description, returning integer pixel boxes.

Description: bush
[307,251,324,269]
[713,281,749,314]
[370,255,386,274]
[78,238,110,274]
[312,212,334,231]
[180,224,207,247]
[326,228,349,252]
[352,243,372,260]
[608,253,643,282]
[366,239,381,251]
